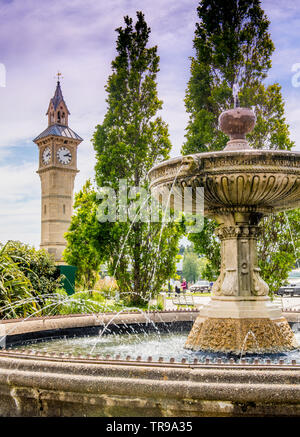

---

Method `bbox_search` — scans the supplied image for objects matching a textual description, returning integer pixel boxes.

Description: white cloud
[0,162,40,247]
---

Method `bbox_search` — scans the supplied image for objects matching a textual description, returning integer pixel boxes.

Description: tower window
[63,204,66,214]
[44,205,47,214]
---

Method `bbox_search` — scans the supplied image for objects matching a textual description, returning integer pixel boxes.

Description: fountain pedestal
[185,212,298,353]
[149,104,300,355]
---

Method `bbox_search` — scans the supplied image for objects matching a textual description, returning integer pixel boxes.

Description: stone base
[198,296,283,319]
[185,316,298,354]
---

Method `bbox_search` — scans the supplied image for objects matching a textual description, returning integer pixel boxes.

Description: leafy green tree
[189,218,220,281]
[183,0,297,292]
[198,256,210,278]
[182,248,201,283]
[92,12,184,305]
[242,83,294,151]
[63,180,111,290]
[182,0,293,155]
[105,212,185,304]
[182,0,276,155]
[94,12,171,187]
[258,210,300,293]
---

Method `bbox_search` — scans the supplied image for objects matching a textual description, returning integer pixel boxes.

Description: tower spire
[46,73,70,126]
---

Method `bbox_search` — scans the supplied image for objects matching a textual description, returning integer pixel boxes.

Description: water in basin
[10,323,300,364]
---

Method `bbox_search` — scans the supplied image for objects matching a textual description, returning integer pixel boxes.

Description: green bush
[0,241,62,318]
[0,243,40,318]
[6,241,62,296]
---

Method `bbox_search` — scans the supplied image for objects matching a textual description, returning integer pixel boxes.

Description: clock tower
[34,78,83,262]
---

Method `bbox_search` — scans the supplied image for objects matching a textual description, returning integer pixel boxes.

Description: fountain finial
[218,84,256,151]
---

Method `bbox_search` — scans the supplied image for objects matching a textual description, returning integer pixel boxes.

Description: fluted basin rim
[148,149,300,215]
[149,149,300,177]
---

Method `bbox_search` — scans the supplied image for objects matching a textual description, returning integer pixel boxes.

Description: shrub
[0,241,62,318]
[6,241,62,295]
[0,242,40,318]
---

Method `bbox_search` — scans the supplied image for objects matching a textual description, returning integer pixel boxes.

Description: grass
[187,292,211,297]
[45,289,164,316]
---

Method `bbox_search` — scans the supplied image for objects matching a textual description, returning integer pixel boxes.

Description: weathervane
[232,82,240,108]
[55,71,63,83]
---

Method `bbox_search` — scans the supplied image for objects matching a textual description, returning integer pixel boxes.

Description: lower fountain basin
[1,311,300,417]
[10,322,300,364]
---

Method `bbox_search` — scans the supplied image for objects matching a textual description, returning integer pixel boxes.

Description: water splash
[90,307,161,354]
[239,330,260,360]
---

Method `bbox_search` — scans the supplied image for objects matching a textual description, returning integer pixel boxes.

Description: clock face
[57,147,72,165]
[42,147,51,165]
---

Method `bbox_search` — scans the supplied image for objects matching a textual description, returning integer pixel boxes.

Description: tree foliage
[94,11,171,188]
[92,12,184,304]
[188,218,220,281]
[183,0,298,291]
[258,211,300,293]
[182,247,201,283]
[6,241,61,296]
[63,180,112,290]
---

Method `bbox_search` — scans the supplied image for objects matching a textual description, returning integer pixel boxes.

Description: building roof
[33,124,83,142]
[46,81,70,114]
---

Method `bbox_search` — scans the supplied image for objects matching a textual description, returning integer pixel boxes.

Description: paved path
[277,296,300,311]
[164,295,210,311]
[164,295,300,312]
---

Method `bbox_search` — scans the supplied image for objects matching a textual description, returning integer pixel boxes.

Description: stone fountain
[0,103,300,418]
[149,105,300,354]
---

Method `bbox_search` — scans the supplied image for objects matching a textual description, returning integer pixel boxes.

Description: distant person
[181,279,187,293]
[175,279,181,294]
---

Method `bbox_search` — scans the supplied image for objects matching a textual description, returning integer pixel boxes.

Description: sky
[0,0,300,249]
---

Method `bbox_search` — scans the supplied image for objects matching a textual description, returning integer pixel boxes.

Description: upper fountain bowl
[219,107,256,151]
[219,107,256,139]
